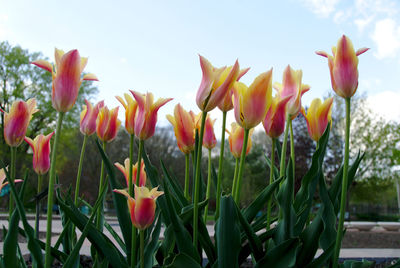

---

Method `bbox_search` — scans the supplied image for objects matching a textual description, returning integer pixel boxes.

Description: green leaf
[318,174,337,251]
[104,221,127,253]
[296,216,324,267]
[340,260,375,268]
[143,212,162,268]
[165,253,202,268]
[161,160,189,209]
[304,242,334,268]
[255,238,300,268]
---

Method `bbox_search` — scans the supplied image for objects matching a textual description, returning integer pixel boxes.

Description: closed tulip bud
[115,158,146,188]
[116,93,138,135]
[262,94,292,138]
[196,55,240,112]
[301,98,333,141]
[24,132,54,175]
[130,91,172,140]
[32,49,98,112]
[227,123,254,158]
[203,115,217,149]
[114,186,164,230]
[0,99,38,147]
[80,100,104,135]
[166,104,196,154]
[274,65,310,119]
[233,69,273,129]
[96,105,121,142]
[316,35,368,99]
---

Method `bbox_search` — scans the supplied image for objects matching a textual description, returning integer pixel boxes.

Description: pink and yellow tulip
[130,91,172,140]
[24,132,54,175]
[32,48,98,112]
[96,105,121,142]
[196,55,240,112]
[114,186,164,230]
[166,104,196,154]
[274,65,310,119]
[316,35,369,99]
[0,167,22,192]
[116,93,138,135]
[301,97,334,141]
[233,69,273,129]
[227,123,254,158]
[80,100,104,136]
[262,94,292,138]
[0,99,38,147]
[203,115,217,149]
[115,158,147,188]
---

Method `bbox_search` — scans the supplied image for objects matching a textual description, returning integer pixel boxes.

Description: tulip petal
[83,73,99,81]
[31,60,53,73]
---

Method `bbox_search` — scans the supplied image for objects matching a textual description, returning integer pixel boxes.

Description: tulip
[130,91,172,140]
[203,115,217,149]
[32,49,98,113]
[115,158,146,188]
[316,35,369,99]
[80,100,104,136]
[233,69,273,129]
[114,186,164,230]
[0,99,38,147]
[227,123,254,158]
[0,167,22,193]
[96,105,121,142]
[263,95,292,138]
[273,65,310,119]
[24,132,54,175]
[116,93,138,135]
[196,56,240,112]
[301,98,334,141]
[166,104,196,154]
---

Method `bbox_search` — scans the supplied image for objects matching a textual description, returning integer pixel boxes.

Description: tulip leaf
[104,221,127,253]
[340,260,375,268]
[304,241,335,268]
[161,160,189,209]
[296,216,324,266]
[255,238,300,268]
[143,212,162,268]
[165,253,202,268]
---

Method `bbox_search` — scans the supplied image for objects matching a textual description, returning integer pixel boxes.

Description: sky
[1,0,400,130]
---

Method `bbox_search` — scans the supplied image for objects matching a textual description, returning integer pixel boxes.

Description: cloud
[370,18,400,59]
[301,0,340,17]
[354,17,373,32]
[367,90,400,122]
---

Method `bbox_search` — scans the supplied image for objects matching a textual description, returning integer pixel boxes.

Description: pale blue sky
[1,0,399,128]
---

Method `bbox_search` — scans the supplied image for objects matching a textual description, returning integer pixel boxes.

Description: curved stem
[35,174,43,239]
[204,148,212,223]
[140,230,145,268]
[333,97,351,267]
[231,158,239,198]
[45,111,64,268]
[266,139,275,230]
[233,128,250,204]
[8,146,16,220]
[289,118,295,199]
[184,153,190,200]
[215,111,227,220]
[280,113,290,178]
[193,111,207,249]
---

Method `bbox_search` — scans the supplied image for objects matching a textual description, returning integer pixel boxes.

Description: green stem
[289,118,295,199]
[9,146,16,220]
[204,149,212,223]
[74,135,88,205]
[35,174,43,239]
[266,139,275,230]
[333,97,351,267]
[215,111,227,220]
[140,230,145,268]
[45,111,64,268]
[280,113,290,178]
[129,134,134,196]
[231,158,240,197]
[132,139,144,268]
[193,111,207,250]
[233,128,250,204]
[184,153,190,200]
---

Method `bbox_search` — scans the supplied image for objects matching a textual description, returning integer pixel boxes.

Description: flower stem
[8,146,16,220]
[74,135,88,205]
[289,118,295,199]
[193,111,207,250]
[233,128,250,204]
[266,139,275,230]
[280,113,290,178]
[215,111,226,220]
[333,97,351,267]
[35,174,43,239]
[204,148,212,223]
[45,111,64,268]
[140,230,145,268]
[231,158,239,198]
[184,153,190,200]
[96,141,107,230]
[129,134,134,196]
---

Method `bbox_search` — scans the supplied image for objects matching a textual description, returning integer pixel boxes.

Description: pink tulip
[203,115,217,149]
[24,132,54,175]
[301,97,334,141]
[262,95,292,138]
[0,167,23,192]
[116,93,138,135]
[80,100,104,135]
[227,123,254,158]
[96,105,121,142]
[114,158,147,188]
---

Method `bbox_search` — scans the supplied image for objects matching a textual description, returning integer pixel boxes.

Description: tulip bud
[115,158,147,188]
[80,100,104,135]
[166,104,195,154]
[301,97,333,141]
[24,132,54,175]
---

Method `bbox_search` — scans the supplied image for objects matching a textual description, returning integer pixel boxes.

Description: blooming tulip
[24,132,54,175]
[317,35,369,99]
[301,97,333,141]
[96,105,121,142]
[274,65,310,119]
[196,56,240,112]
[262,94,292,138]
[115,158,146,187]
[80,100,104,135]
[0,99,38,147]
[166,104,196,154]
[114,186,164,230]
[227,123,254,158]
[32,48,98,112]
[233,69,273,129]
[116,93,138,135]
[130,91,172,140]
[203,115,217,149]
[0,167,22,193]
